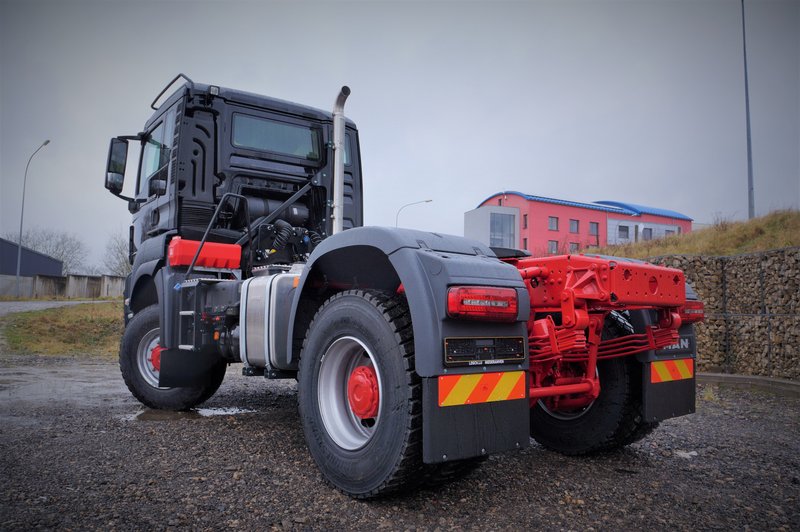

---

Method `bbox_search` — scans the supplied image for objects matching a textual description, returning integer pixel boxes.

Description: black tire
[298,290,423,498]
[120,305,227,411]
[529,312,656,455]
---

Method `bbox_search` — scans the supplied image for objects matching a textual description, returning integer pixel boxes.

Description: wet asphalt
[1,350,798,531]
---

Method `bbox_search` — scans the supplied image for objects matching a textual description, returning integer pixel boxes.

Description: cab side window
[137,107,176,197]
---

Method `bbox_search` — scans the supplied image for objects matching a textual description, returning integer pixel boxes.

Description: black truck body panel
[287,226,530,377]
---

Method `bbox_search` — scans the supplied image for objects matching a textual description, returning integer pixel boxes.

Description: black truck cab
[106,78,363,316]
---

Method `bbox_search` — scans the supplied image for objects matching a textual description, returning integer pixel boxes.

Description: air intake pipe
[246,197,309,226]
[331,86,350,235]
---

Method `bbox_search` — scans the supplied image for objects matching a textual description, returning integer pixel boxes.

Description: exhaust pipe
[331,86,350,235]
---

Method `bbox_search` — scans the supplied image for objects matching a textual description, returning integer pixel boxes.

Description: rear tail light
[447,286,518,322]
[679,300,705,323]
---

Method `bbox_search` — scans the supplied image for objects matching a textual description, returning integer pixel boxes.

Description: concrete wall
[33,276,66,298]
[649,247,800,380]
[100,276,125,298]
[65,276,101,299]
[0,275,34,298]
[0,274,125,299]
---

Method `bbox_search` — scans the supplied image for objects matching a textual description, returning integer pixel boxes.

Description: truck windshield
[232,114,320,161]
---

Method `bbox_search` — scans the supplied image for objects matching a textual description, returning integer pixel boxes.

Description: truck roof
[147,81,355,129]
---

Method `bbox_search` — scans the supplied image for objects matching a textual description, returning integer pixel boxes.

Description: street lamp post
[395,199,433,227]
[16,139,50,298]
[741,0,755,219]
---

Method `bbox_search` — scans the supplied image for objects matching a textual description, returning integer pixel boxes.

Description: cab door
[132,105,178,248]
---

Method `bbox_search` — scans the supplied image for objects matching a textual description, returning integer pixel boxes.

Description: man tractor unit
[104,75,704,498]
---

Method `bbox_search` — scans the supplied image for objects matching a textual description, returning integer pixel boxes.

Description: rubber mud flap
[159,346,221,387]
[422,377,530,463]
[643,371,696,422]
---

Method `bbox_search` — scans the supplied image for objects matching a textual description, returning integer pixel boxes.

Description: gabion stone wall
[649,247,800,380]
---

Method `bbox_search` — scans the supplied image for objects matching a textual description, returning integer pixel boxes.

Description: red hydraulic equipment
[503,254,697,411]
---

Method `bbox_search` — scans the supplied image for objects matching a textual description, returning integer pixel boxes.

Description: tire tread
[299,289,424,498]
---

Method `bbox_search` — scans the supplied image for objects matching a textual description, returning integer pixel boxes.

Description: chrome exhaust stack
[331,86,350,235]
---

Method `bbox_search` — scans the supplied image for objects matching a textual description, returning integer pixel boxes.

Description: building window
[548,216,559,231]
[569,242,579,253]
[523,238,528,250]
[569,219,579,233]
[618,225,629,239]
[523,214,528,229]
[642,228,653,241]
[589,222,599,236]
[548,240,558,254]
[665,229,675,236]
[498,198,502,206]
[489,212,515,248]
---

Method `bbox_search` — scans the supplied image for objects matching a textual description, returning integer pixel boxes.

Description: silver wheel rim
[136,327,168,389]
[538,398,596,420]
[318,336,383,451]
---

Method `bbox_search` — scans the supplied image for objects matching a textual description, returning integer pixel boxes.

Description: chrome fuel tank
[239,265,302,371]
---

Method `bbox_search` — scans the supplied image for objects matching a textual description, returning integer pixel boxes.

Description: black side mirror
[148,178,167,196]
[105,138,128,195]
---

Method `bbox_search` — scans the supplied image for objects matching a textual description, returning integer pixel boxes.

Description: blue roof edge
[595,200,693,221]
[475,191,632,214]
[475,192,692,221]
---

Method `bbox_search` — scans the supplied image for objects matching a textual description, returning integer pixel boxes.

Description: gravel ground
[1,353,798,531]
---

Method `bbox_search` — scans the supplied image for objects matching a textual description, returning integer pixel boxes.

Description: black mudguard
[633,311,697,422]
[288,227,532,463]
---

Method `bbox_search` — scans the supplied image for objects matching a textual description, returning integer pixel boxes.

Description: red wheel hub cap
[347,366,379,419]
[150,344,163,372]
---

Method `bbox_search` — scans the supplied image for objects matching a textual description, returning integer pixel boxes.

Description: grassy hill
[585,210,800,258]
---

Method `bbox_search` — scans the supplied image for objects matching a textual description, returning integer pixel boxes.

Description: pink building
[464,191,693,255]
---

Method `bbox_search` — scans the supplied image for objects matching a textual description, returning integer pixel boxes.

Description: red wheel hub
[347,366,379,419]
[149,344,163,372]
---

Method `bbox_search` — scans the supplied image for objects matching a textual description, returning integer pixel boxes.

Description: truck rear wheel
[529,312,655,455]
[298,290,423,498]
[120,305,226,411]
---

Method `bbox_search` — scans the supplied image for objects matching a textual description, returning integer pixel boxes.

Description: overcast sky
[1,0,798,269]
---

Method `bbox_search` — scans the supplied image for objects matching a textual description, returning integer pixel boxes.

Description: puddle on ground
[118,407,256,422]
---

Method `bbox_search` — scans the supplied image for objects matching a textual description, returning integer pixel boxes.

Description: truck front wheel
[120,305,226,410]
[298,290,423,498]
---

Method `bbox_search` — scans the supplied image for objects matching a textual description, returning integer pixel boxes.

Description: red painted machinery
[502,254,703,415]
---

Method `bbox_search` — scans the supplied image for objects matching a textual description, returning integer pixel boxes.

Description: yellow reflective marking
[675,359,693,379]
[487,371,521,402]
[440,374,483,406]
[654,362,673,382]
